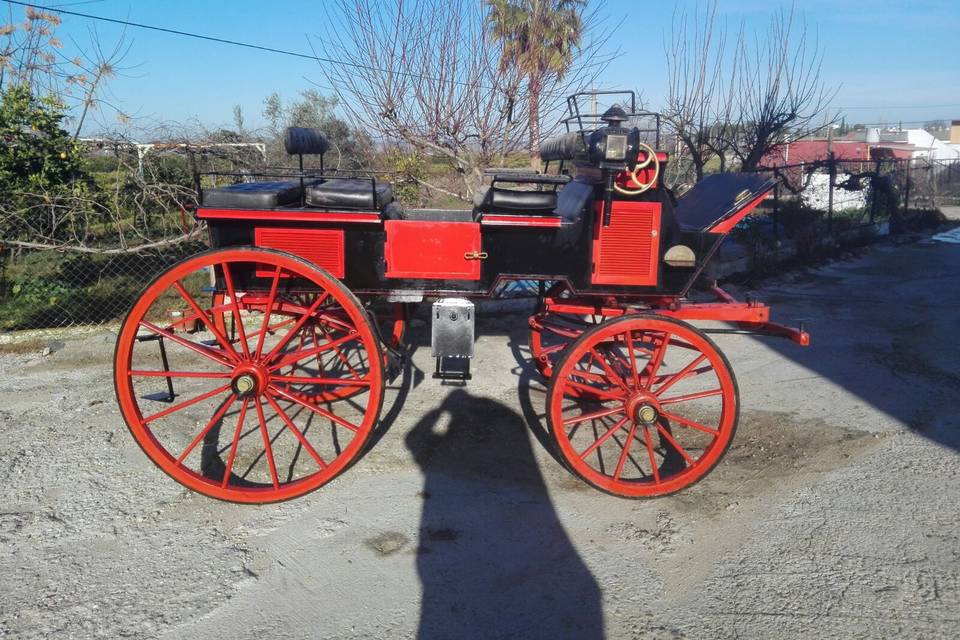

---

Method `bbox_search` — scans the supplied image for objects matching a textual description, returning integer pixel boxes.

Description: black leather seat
[474,186,558,213]
[472,172,571,216]
[305,178,394,210]
[201,181,305,209]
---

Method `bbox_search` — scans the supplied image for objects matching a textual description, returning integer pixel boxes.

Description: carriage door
[591,201,661,286]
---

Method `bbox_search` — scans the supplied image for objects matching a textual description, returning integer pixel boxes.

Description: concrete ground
[1,235,958,639]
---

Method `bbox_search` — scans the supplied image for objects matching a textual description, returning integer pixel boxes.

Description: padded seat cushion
[474,187,558,214]
[202,181,303,209]
[306,178,393,210]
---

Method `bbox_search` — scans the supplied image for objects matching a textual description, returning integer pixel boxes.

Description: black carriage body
[197,99,776,302]
[200,178,700,299]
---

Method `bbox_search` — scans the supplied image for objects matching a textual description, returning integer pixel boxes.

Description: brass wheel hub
[637,404,659,424]
[230,364,267,398]
[625,392,660,425]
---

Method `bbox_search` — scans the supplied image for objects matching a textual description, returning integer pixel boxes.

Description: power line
[838,103,960,110]
[3,0,493,90]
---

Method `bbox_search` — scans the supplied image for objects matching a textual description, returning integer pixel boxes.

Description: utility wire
[3,0,493,90]
[9,1,958,115]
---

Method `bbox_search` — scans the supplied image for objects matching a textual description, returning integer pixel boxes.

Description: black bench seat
[202,180,306,209]
[306,178,393,210]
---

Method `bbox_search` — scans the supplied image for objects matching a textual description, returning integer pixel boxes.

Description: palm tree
[486,0,586,168]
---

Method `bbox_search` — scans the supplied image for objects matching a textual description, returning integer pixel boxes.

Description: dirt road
[1,236,958,639]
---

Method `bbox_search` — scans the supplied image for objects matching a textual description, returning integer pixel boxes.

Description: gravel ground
[1,235,958,639]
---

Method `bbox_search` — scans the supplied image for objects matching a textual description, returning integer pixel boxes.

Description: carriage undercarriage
[113,94,809,503]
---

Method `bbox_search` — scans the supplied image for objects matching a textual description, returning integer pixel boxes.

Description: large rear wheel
[546,315,738,498]
[114,247,384,503]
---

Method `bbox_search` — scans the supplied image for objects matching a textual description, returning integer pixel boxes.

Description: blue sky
[16,0,960,134]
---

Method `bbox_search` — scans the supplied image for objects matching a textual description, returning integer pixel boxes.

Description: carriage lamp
[604,133,628,161]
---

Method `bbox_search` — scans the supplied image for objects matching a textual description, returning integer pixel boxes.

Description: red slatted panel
[591,201,660,286]
[254,228,345,278]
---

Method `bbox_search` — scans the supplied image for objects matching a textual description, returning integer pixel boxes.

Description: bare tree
[316,0,609,201]
[662,1,729,183]
[663,3,835,181]
[728,6,837,171]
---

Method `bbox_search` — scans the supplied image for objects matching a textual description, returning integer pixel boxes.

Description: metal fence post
[870,158,881,223]
[827,152,836,232]
[904,158,912,215]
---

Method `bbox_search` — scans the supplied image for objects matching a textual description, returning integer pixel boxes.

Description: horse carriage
[113,91,808,503]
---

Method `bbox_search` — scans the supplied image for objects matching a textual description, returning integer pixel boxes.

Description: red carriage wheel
[114,247,384,503]
[546,315,738,497]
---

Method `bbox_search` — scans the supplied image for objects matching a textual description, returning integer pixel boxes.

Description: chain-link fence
[3,152,958,334]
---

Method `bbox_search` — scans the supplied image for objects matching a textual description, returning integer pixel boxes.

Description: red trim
[540,285,809,346]
[481,215,565,228]
[706,189,773,234]
[197,208,381,224]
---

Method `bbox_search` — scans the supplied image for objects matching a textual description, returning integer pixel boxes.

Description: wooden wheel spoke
[268,385,360,433]
[642,331,669,390]
[140,321,234,368]
[267,333,360,373]
[656,423,696,466]
[614,423,639,481]
[564,380,626,401]
[255,266,282,359]
[129,370,231,379]
[318,323,362,378]
[265,393,328,470]
[254,397,281,490]
[623,330,642,390]
[578,416,629,460]
[221,398,250,488]
[588,347,629,392]
[173,281,240,362]
[654,354,709,397]
[660,410,720,436]
[264,292,331,365]
[221,262,251,358]
[143,383,232,424]
[641,423,661,484]
[271,375,371,387]
[562,405,625,427]
[659,389,723,405]
[176,393,237,464]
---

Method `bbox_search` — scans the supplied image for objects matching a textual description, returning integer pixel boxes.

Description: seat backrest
[284,127,330,156]
[540,131,586,162]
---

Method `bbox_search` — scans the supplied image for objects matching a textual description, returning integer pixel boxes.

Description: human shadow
[405,389,604,640]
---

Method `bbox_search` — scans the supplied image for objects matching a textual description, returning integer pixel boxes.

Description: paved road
[1,236,958,639]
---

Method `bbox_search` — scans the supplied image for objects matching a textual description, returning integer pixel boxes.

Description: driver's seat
[472,172,570,217]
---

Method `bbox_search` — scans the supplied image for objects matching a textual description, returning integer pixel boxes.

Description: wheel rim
[114,248,384,503]
[547,316,737,497]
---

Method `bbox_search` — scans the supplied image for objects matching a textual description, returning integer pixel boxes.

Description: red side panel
[384,220,481,280]
[591,201,660,286]
[254,227,345,278]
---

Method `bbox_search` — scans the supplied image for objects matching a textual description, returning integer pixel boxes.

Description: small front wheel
[546,315,738,497]
[114,247,384,503]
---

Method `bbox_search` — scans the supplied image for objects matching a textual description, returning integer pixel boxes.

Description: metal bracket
[135,333,176,402]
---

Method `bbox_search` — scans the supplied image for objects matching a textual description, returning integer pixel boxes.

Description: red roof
[763,140,872,166]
